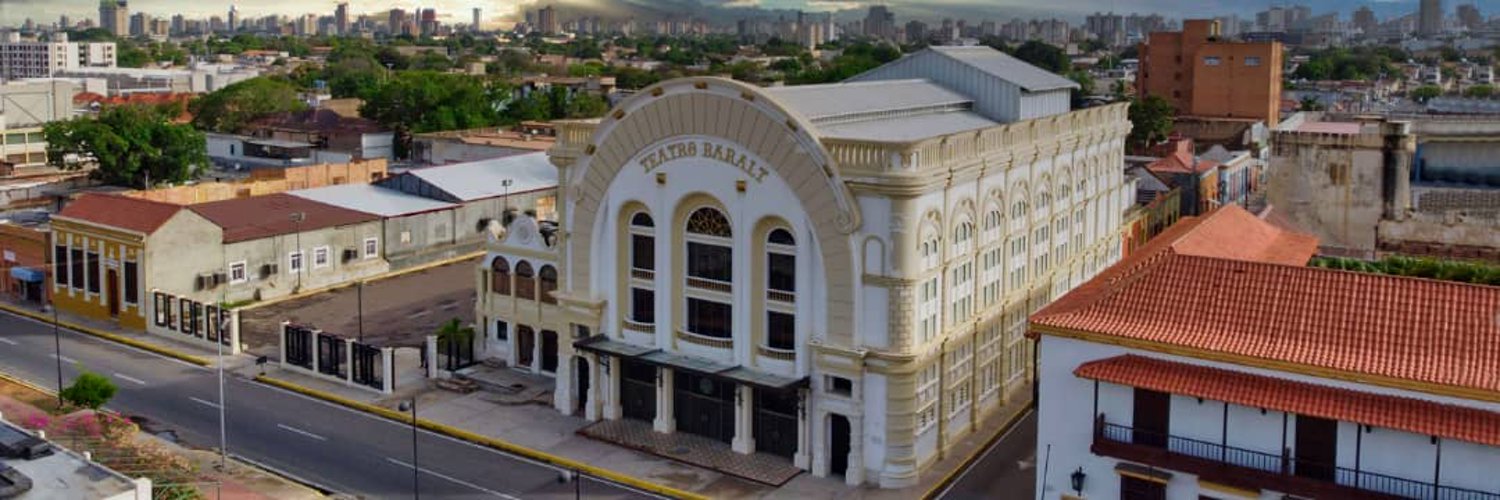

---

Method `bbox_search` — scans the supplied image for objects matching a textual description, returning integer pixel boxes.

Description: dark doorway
[620,360,656,422]
[575,357,590,416]
[540,330,559,372]
[754,389,799,459]
[105,270,120,318]
[1295,415,1338,482]
[1120,475,1166,500]
[829,414,851,479]
[1132,388,1171,448]
[673,371,735,444]
[516,325,535,368]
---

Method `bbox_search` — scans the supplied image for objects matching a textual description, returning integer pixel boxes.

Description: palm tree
[436,318,474,346]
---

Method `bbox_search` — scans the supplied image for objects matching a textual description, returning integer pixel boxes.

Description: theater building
[476,46,1134,487]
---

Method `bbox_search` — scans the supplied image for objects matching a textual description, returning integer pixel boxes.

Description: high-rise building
[905,20,927,42]
[472,8,482,32]
[538,6,558,34]
[419,8,438,36]
[0,33,116,81]
[1086,12,1126,47]
[1353,6,1378,35]
[170,14,184,35]
[1419,0,1443,36]
[128,12,147,37]
[1456,3,1482,31]
[388,9,405,34]
[335,3,349,35]
[98,0,128,38]
[227,6,238,33]
[58,16,71,30]
[1137,19,1284,125]
[863,5,896,40]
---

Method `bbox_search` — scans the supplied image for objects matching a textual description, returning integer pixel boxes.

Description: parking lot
[238,257,479,357]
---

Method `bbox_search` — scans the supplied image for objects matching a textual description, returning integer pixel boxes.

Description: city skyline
[0,0,1449,28]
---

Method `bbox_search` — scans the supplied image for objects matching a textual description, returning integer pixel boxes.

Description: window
[538,265,558,304]
[229,261,247,284]
[363,238,379,258]
[53,244,67,286]
[950,261,972,322]
[1245,56,1261,66]
[826,376,853,397]
[85,251,100,294]
[495,320,508,341]
[123,261,138,305]
[630,288,654,324]
[205,305,219,342]
[400,231,411,244]
[630,212,655,274]
[1008,236,1028,290]
[1204,56,1222,66]
[313,246,330,269]
[948,339,973,418]
[153,292,170,327]
[1121,476,1166,500]
[918,232,941,344]
[766,229,795,294]
[687,242,732,282]
[178,298,192,334]
[514,261,535,300]
[490,257,511,295]
[192,302,205,337]
[686,297,731,338]
[766,311,794,350]
[977,321,1002,400]
[288,251,304,274]
[1005,311,1028,383]
[915,363,940,434]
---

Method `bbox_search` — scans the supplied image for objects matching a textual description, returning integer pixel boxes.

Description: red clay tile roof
[1146,150,1219,175]
[56,193,184,235]
[1076,355,1500,447]
[1032,247,1500,396]
[188,193,380,243]
[1166,205,1319,266]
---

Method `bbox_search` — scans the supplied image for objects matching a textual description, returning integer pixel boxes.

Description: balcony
[1093,417,1500,500]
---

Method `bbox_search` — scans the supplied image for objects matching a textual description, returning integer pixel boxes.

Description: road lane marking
[385,457,520,499]
[0,310,208,371]
[277,424,328,442]
[189,397,222,409]
[49,353,78,364]
[112,372,147,385]
[0,337,17,345]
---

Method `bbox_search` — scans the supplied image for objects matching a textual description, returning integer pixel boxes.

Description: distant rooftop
[1,417,143,499]
[919,46,1080,92]
[403,152,556,202]
[290,184,457,217]
[189,193,381,243]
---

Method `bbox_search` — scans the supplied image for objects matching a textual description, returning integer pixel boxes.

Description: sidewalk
[257,364,1034,499]
[0,298,252,370]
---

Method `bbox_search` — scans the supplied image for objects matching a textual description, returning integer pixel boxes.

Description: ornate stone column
[654,367,675,433]
[732,384,755,454]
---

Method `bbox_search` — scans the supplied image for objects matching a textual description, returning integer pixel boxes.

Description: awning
[9,267,44,283]
[573,335,808,391]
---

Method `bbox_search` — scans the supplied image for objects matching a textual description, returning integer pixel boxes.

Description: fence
[280,322,393,393]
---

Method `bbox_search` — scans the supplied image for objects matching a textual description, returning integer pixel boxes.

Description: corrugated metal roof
[406,152,556,202]
[765,79,972,122]
[289,184,457,217]
[925,46,1079,92]
[816,110,997,142]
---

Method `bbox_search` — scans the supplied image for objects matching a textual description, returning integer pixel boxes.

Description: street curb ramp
[0,303,211,367]
[254,374,710,500]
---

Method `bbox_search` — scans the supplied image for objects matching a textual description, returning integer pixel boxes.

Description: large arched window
[1008,191,1030,291]
[626,211,656,328]
[514,261,535,301]
[981,206,1004,307]
[765,228,796,352]
[917,226,941,344]
[949,220,974,323]
[684,207,733,340]
[538,265,558,305]
[490,257,511,296]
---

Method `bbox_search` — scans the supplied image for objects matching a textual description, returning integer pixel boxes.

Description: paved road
[938,410,1038,500]
[0,310,650,499]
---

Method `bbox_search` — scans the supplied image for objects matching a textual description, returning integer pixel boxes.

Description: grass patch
[1310,255,1500,286]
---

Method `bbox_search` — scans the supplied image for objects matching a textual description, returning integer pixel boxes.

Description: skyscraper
[99,0,128,38]
[538,6,558,34]
[335,3,349,35]
[1419,0,1443,36]
[227,5,238,33]
[1456,3,1482,31]
[472,8,482,32]
[1353,6,1377,35]
[863,5,896,40]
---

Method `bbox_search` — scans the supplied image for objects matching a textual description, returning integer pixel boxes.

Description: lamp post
[501,179,513,217]
[51,293,62,406]
[398,398,419,499]
[289,212,305,290]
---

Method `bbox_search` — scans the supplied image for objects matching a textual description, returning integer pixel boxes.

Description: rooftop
[249,108,387,135]
[1,418,142,499]
[764,79,975,124]
[54,194,182,235]
[290,184,457,217]
[188,193,380,243]
[404,152,556,202]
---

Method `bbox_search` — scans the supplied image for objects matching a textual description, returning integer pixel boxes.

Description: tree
[191,77,307,134]
[1411,85,1443,102]
[435,318,475,346]
[45,105,208,188]
[1127,96,1175,152]
[1465,84,1494,99]
[1299,96,1326,111]
[1012,40,1071,74]
[361,71,506,157]
[61,371,118,410]
[565,93,610,119]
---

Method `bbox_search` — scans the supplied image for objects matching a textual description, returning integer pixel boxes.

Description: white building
[477,46,1136,487]
[0,33,115,82]
[52,64,259,96]
[1031,207,1500,499]
[0,80,75,171]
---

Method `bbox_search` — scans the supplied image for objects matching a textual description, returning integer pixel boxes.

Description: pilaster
[732,385,755,454]
[654,367,675,433]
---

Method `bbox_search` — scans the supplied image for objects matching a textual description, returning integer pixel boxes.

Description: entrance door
[620,360,656,422]
[105,270,120,318]
[754,389,798,458]
[673,371,735,444]
[575,357,590,416]
[1295,415,1338,481]
[1132,388,1171,448]
[540,330,558,373]
[829,414,851,479]
[516,326,535,368]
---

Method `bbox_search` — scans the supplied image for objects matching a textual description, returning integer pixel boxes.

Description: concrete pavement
[936,410,1038,500]
[0,310,651,499]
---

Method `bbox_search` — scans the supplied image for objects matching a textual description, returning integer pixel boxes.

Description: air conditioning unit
[260,263,278,279]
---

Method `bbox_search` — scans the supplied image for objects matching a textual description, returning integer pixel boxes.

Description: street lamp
[398,398,419,499]
[1070,467,1087,496]
[289,212,306,290]
[49,292,62,406]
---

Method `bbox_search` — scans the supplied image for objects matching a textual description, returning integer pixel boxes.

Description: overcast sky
[0,0,1435,28]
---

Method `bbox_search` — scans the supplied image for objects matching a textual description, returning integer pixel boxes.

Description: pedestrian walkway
[580,418,803,486]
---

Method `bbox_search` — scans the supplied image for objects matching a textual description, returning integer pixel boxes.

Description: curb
[237,251,485,312]
[0,370,58,397]
[0,303,211,367]
[921,401,1036,500]
[254,374,708,500]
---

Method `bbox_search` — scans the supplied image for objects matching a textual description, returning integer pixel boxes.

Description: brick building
[1138,19,1284,125]
[0,213,51,303]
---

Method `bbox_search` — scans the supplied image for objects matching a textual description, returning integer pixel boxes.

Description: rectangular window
[288,251,304,274]
[313,246,330,268]
[69,248,83,291]
[915,364,940,434]
[631,234,654,271]
[205,305,219,342]
[192,302,205,337]
[686,242,732,282]
[1203,56,1222,66]
[826,375,853,397]
[766,311,795,350]
[53,244,67,286]
[229,261,247,283]
[363,238,378,258]
[630,287,655,324]
[1121,476,1166,500]
[495,320,508,341]
[768,253,795,292]
[1245,56,1261,66]
[685,298,731,338]
[178,298,192,333]
[153,292,169,327]
[123,261,138,305]
[85,251,100,294]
